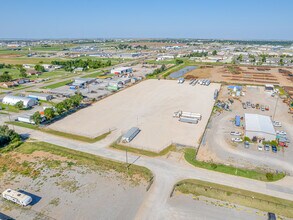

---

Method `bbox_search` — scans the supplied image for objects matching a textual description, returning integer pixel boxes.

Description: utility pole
[273,94,279,121]
[126,149,129,171]
[7,107,15,130]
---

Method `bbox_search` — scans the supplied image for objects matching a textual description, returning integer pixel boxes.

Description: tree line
[32,94,83,125]
[51,59,112,72]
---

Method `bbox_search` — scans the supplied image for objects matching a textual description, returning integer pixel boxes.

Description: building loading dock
[245,113,276,141]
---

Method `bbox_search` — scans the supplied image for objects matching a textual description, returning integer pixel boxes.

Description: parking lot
[198,85,293,174]
[50,79,220,152]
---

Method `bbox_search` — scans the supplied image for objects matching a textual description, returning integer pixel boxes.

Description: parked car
[242,103,247,109]
[258,145,263,151]
[256,103,260,109]
[261,105,265,111]
[271,145,277,153]
[273,121,282,127]
[277,131,287,136]
[232,137,243,143]
[265,105,269,111]
[251,103,255,108]
[230,131,242,136]
[265,144,270,151]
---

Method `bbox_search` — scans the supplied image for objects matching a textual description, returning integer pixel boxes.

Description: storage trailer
[179,117,198,124]
[122,127,140,143]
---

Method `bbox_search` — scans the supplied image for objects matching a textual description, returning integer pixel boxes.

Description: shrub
[266,173,274,181]
[211,163,218,169]
[244,136,251,142]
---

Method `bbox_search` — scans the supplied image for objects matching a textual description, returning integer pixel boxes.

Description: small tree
[44,108,55,120]
[63,99,73,110]
[55,102,65,115]
[212,50,217,56]
[175,59,184,65]
[15,101,24,109]
[34,64,45,72]
[19,68,27,78]
[32,111,42,125]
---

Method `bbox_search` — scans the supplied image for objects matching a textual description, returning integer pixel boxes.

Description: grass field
[6,121,111,143]
[0,57,69,65]
[185,148,285,181]
[41,79,73,89]
[175,179,293,218]
[5,141,153,181]
[111,143,176,157]
[0,68,21,79]
[0,103,20,113]
[81,71,102,78]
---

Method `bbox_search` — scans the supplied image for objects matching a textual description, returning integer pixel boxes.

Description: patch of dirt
[10,151,71,163]
[185,67,212,79]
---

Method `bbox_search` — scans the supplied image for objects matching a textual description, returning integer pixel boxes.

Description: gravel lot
[0,153,146,220]
[50,79,220,152]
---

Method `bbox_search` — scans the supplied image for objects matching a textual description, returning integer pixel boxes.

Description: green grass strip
[185,148,285,182]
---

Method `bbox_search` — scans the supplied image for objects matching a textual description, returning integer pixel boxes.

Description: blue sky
[1,0,293,40]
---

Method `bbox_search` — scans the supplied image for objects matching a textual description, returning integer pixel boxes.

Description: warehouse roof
[245,113,276,135]
[2,95,36,107]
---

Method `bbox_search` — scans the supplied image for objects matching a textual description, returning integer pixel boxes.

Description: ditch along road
[13,126,293,220]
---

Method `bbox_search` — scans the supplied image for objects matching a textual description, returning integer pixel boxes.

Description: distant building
[28,93,53,101]
[111,67,133,75]
[27,69,42,76]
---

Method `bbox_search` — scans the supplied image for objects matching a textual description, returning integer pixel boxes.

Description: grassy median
[175,179,293,218]
[185,148,285,181]
[111,143,176,157]
[6,121,111,143]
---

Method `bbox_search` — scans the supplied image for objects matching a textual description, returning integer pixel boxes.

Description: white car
[258,145,263,151]
[277,131,286,136]
[230,131,242,136]
[232,137,243,143]
[273,121,282,127]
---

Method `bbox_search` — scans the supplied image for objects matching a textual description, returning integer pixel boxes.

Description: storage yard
[198,85,293,174]
[50,79,220,152]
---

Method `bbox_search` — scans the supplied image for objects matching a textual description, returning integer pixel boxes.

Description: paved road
[13,126,293,220]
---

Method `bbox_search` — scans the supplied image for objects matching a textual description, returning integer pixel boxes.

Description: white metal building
[111,67,133,75]
[244,113,276,141]
[2,95,37,108]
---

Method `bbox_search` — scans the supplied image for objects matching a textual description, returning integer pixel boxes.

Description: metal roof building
[28,93,53,101]
[2,95,37,108]
[245,113,276,141]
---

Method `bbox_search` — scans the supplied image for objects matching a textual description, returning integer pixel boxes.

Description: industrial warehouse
[244,113,276,141]
[50,79,220,152]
